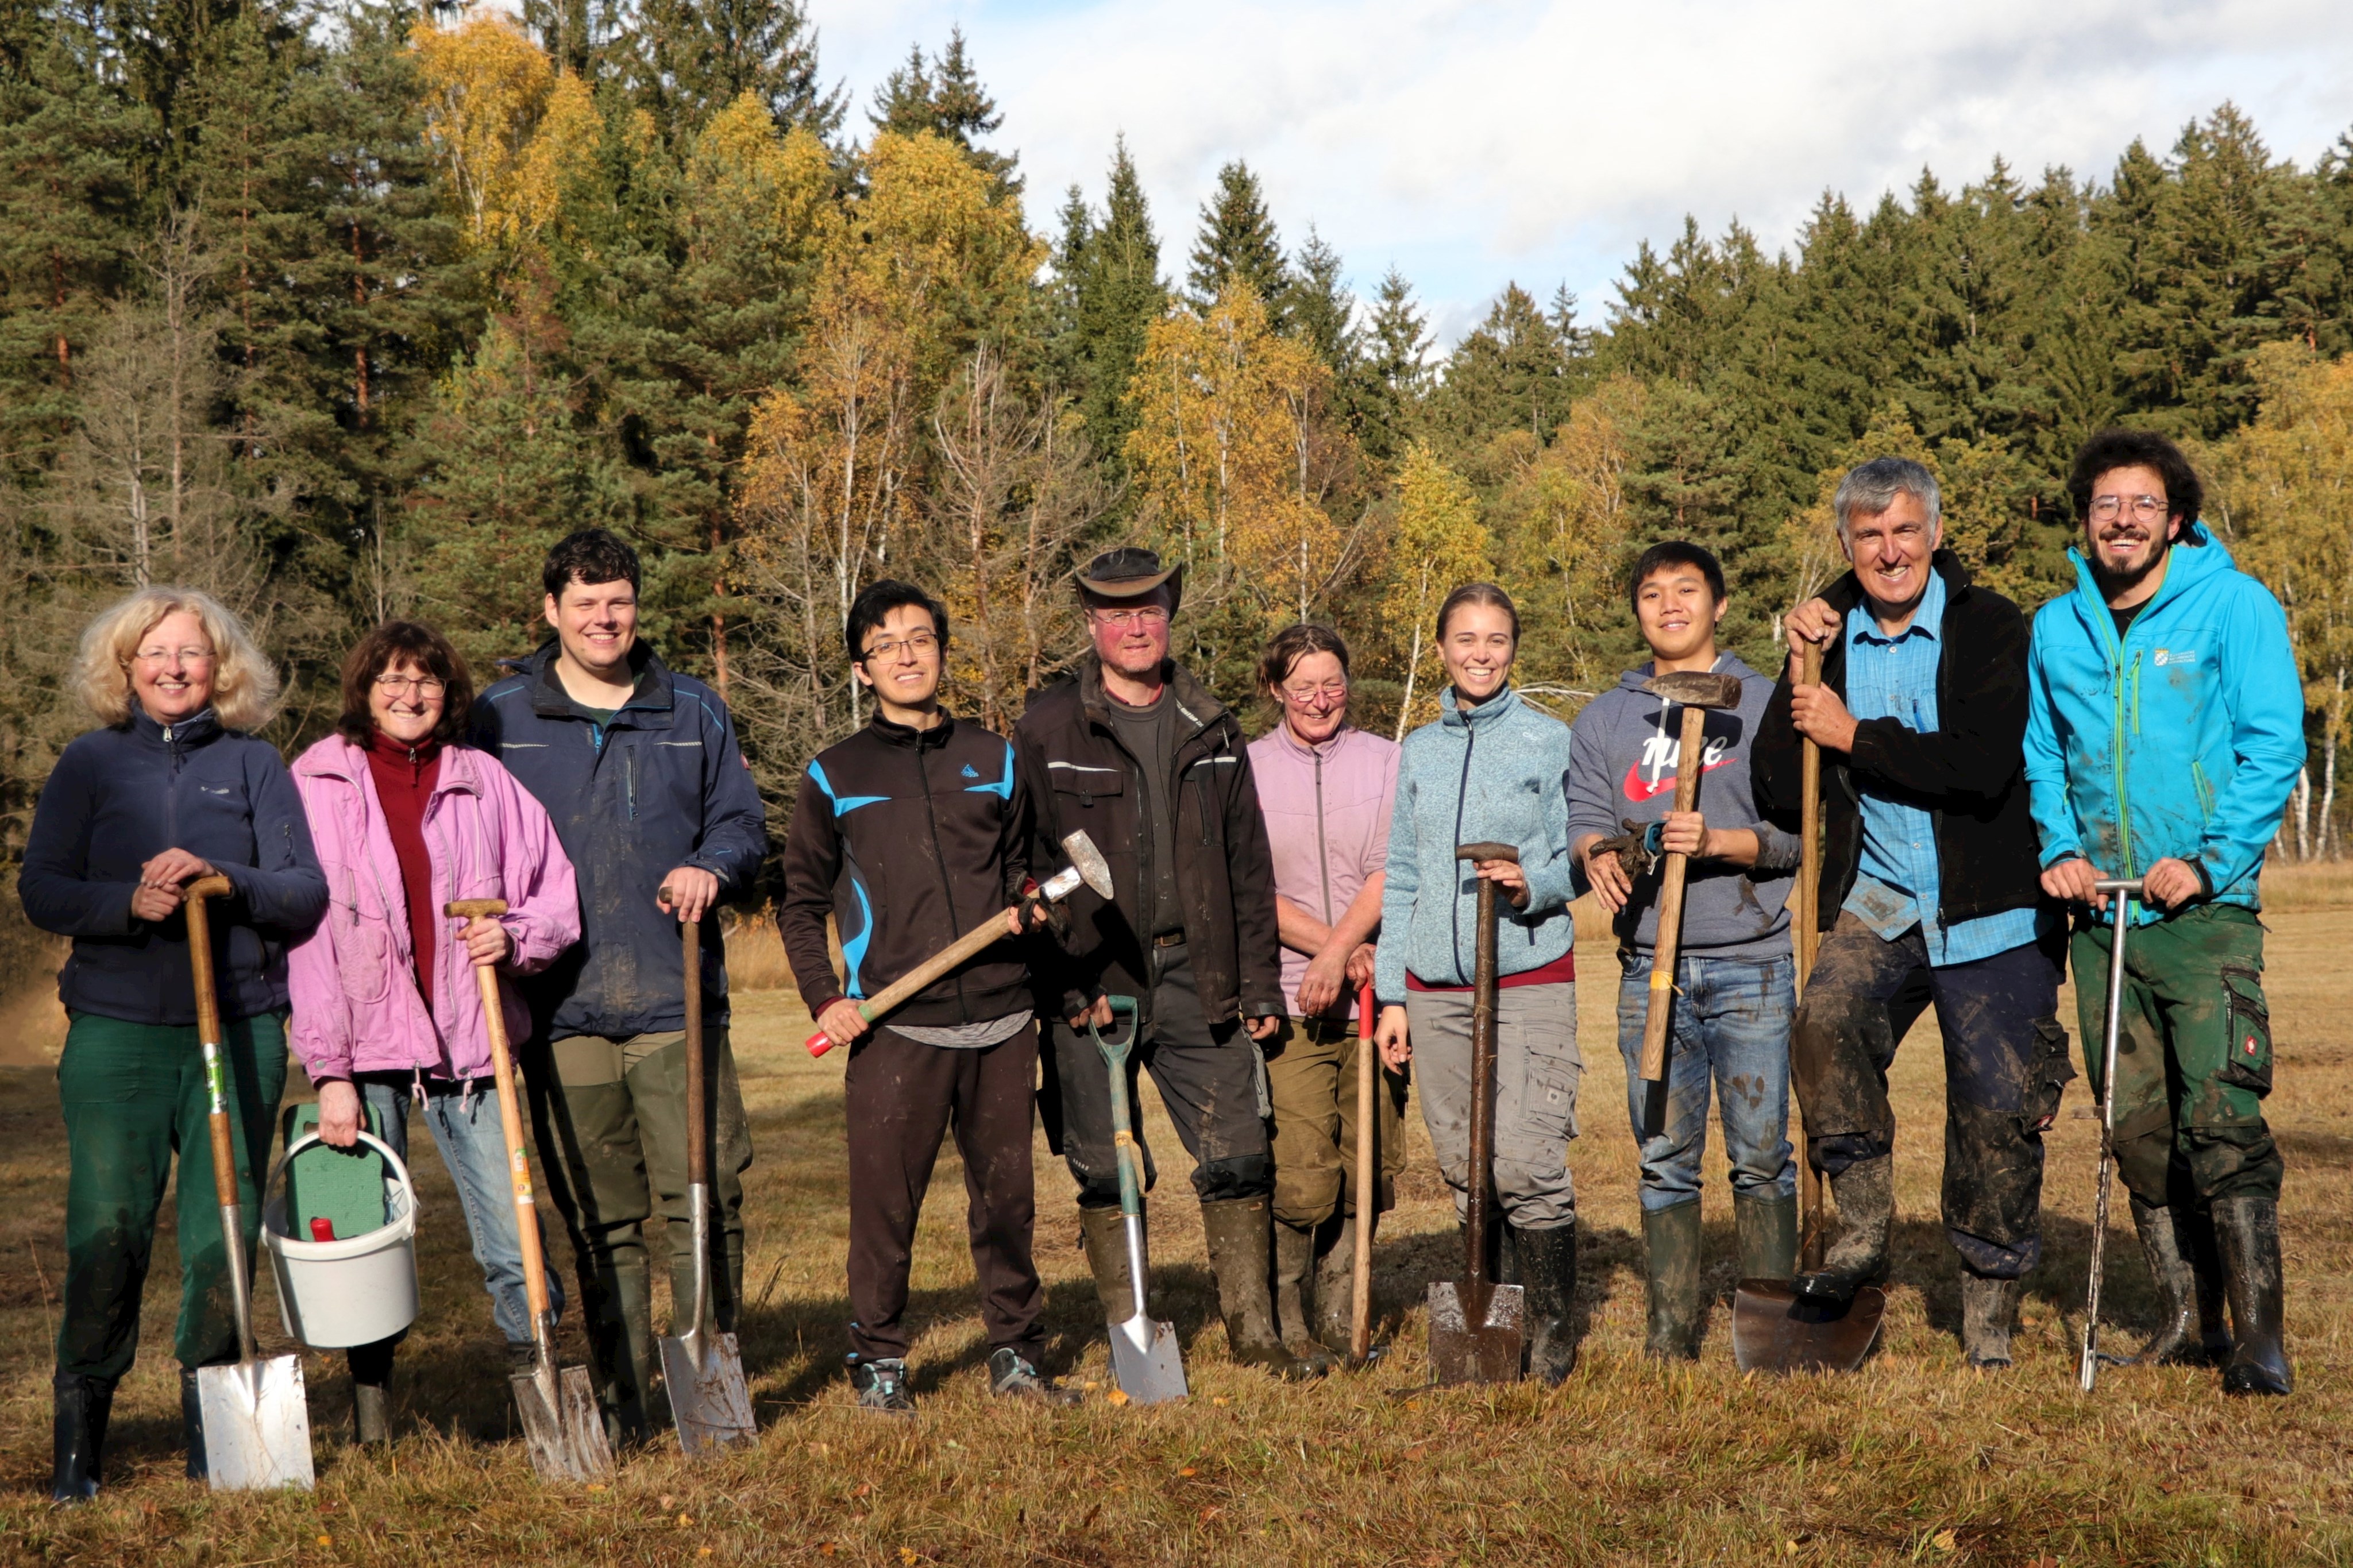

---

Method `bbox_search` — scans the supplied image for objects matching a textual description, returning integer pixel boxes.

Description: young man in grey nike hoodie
[1565,542,1800,1358]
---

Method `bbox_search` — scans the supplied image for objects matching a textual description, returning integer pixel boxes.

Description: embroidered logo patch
[961,764,979,779]
[2246,1034,2260,1055]
[2154,647,2198,667]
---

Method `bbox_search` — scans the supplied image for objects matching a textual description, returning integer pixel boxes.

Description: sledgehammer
[805,829,1115,1056]
[1635,669,1747,1100]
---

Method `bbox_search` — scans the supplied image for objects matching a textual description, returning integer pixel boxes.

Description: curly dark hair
[337,621,474,747]
[542,528,642,598]
[2067,429,2205,543]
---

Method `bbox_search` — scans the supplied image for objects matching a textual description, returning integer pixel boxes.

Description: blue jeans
[358,1075,561,1346]
[1615,951,1797,1214]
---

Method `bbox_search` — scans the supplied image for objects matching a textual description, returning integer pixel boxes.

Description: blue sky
[808,0,2353,348]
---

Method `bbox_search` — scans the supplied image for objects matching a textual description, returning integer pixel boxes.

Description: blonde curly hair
[72,587,280,733]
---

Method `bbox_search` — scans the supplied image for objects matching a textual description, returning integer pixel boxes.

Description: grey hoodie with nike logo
[1565,654,1798,961]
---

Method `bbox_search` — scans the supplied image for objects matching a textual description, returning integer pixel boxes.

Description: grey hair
[1833,457,1941,537]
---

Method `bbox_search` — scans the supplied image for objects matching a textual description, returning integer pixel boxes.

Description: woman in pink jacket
[287,620,580,1445]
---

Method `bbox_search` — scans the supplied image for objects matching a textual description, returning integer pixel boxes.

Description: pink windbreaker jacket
[287,736,580,1083]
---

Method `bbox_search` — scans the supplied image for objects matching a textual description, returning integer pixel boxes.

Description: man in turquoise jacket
[2026,428,2304,1397]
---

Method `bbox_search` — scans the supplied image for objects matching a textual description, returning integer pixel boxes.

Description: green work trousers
[55,1011,288,1381]
[527,1028,752,1432]
[2072,903,2282,1206]
[1264,1014,1409,1230]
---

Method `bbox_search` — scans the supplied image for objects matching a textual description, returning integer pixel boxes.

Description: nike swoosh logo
[1622,754,1731,802]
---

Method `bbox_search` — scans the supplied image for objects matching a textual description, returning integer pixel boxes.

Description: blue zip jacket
[20,709,327,1025]
[2024,526,2305,924]
[1375,685,1577,1006]
[472,642,767,1037]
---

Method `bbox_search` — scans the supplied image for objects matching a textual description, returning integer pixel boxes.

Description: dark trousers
[1793,914,2072,1279]
[56,1011,287,1380]
[845,1022,1046,1363]
[1047,942,1274,1210]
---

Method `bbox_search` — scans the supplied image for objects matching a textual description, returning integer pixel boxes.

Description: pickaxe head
[1640,670,1744,710]
[1059,829,1114,899]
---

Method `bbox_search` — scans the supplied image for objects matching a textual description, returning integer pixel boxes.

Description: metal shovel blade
[198,1356,314,1491]
[1426,1280,1525,1385]
[512,1362,615,1481]
[659,1329,755,1457]
[1729,1279,1886,1374]
[1108,1311,1187,1405]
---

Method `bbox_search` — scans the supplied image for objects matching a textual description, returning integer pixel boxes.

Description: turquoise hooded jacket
[2023,525,2305,925]
[1374,685,1577,1006]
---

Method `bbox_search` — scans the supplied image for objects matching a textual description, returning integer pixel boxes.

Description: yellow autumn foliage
[410,10,557,249]
[1382,442,1491,735]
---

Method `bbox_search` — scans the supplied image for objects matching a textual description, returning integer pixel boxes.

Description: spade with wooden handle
[1635,670,1748,1094]
[1349,981,1378,1364]
[805,829,1114,1057]
[446,898,614,1481]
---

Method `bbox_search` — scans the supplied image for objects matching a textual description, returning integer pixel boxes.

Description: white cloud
[807,0,2353,345]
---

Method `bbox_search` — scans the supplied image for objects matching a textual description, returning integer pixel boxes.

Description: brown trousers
[843,1021,1046,1364]
[1264,1014,1409,1229]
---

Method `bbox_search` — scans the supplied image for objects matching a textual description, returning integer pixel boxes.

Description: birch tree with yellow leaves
[1383,442,1491,738]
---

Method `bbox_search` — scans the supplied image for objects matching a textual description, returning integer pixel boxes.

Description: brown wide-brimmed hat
[1075,547,1183,617]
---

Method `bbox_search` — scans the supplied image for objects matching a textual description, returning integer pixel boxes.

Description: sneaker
[848,1356,915,1415]
[988,1347,1081,1405]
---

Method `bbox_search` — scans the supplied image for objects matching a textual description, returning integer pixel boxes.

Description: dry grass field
[1,874,2350,1565]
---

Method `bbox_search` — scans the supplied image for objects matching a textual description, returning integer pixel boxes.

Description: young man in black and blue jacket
[778,580,1071,1412]
[472,530,767,1440]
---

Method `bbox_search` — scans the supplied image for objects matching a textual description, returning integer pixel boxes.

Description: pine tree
[869,28,1016,196]
[604,0,842,144]
[1428,283,1586,452]
[1355,266,1429,461]
[1058,138,1163,481]
[1187,160,1286,315]
[1285,228,1356,372]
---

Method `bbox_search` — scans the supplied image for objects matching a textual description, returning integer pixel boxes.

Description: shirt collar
[1849,567,1946,647]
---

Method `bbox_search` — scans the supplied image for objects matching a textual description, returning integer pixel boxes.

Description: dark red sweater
[365,732,442,1008]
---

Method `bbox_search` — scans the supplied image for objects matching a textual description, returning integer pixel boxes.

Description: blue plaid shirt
[1842,571,2044,967]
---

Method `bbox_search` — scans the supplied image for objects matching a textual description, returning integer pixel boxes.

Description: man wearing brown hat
[1013,548,1314,1378]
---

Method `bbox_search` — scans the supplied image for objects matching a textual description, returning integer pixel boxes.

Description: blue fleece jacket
[1374,685,1577,1005]
[2024,526,2305,925]
[20,708,327,1025]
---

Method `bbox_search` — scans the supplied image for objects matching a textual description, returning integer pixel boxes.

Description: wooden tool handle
[1352,982,1376,1362]
[1638,704,1710,1082]
[446,898,510,920]
[806,904,1023,1056]
[184,876,239,1206]
[1794,640,1825,1271]
[458,911,550,1328]
[683,918,707,1186]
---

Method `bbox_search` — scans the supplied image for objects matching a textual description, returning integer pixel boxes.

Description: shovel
[2079,876,2143,1392]
[1634,670,1746,1135]
[659,913,756,1455]
[807,830,1115,1056]
[185,874,315,1491]
[447,898,615,1481]
[1090,995,1186,1404]
[1731,643,1885,1373]
[1350,981,1378,1365]
[1426,842,1527,1385]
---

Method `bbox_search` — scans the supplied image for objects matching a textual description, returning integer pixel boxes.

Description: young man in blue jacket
[2026,429,2304,1397]
[473,530,768,1439]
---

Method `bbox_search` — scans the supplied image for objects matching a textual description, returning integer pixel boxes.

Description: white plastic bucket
[260,1131,421,1350]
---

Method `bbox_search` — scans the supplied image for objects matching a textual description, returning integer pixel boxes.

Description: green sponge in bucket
[280,1101,391,1241]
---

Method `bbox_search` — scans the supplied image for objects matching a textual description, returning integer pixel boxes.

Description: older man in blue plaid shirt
[1754,457,2073,1369]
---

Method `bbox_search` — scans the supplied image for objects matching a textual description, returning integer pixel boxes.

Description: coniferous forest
[9,0,2353,873]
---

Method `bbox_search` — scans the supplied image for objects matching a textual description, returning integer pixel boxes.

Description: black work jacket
[777,713,1033,1028]
[1013,656,1283,1025]
[1752,551,2046,932]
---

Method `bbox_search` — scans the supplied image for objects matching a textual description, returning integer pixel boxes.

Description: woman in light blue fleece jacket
[1371,583,1580,1381]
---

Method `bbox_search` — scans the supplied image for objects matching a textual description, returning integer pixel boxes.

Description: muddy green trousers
[526,1029,752,1432]
[1264,1014,1408,1229]
[55,1011,287,1382]
[2072,903,2282,1206]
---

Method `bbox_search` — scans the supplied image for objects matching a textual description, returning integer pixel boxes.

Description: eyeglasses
[861,632,939,664]
[132,646,214,666]
[2089,494,2168,523]
[1090,606,1170,629]
[1279,681,1347,706]
[374,674,446,696]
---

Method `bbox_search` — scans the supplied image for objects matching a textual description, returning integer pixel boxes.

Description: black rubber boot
[1077,1205,1136,1324]
[2126,1197,2209,1365]
[2187,1203,2235,1365]
[1734,1191,1799,1282]
[1511,1223,1579,1385]
[1793,1156,1892,1306]
[1640,1201,1703,1361]
[51,1372,114,1505]
[1200,1197,1320,1380]
[1270,1219,1332,1372]
[1310,1215,1355,1355]
[349,1338,395,1446]
[1959,1275,2020,1369]
[2213,1194,2292,1396]
[181,1368,206,1481]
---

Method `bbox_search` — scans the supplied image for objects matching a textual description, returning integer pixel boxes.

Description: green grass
[1,903,2348,1564]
